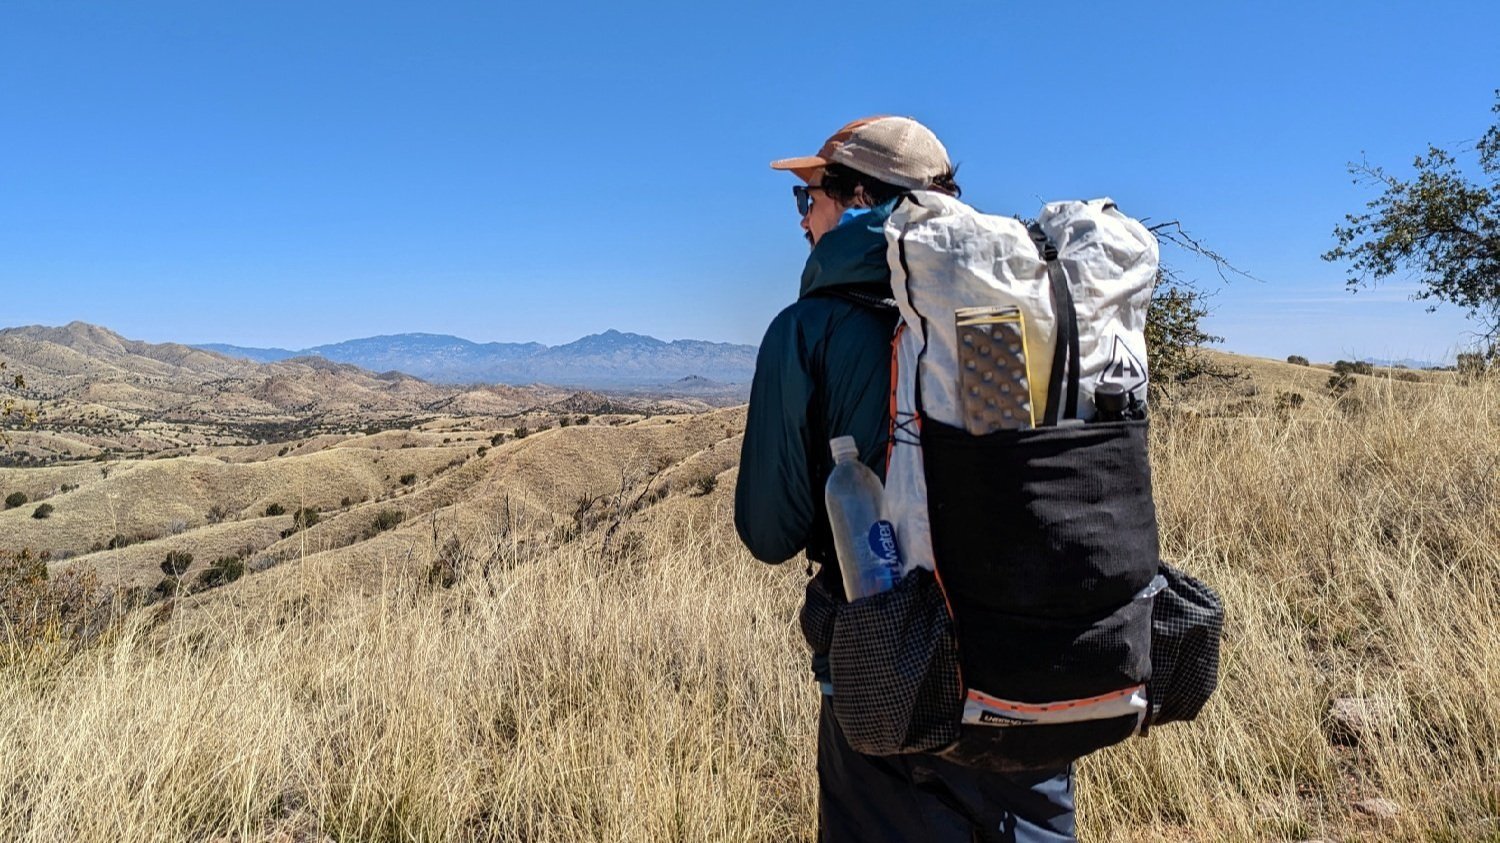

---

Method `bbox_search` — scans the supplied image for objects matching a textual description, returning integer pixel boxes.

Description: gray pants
[816,697,1077,843]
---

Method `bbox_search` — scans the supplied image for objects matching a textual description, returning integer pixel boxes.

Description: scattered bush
[2,548,110,664]
[106,532,159,550]
[559,417,571,428]
[340,496,353,508]
[372,509,404,533]
[265,502,286,517]
[1286,355,1310,366]
[294,507,320,528]
[639,483,669,508]
[1327,372,1356,396]
[5,491,27,509]
[399,473,417,486]
[489,433,505,446]
[160,550,193,576]
[1457,349,1495,380]
[513,426,530,440]
[31,503,53,520]
[692,475,719,497]
[153,576,180,598]
[196,556,245,588]
[206,504,229,524]
[577,415,590,425]
[1274,391,1305,412]
[1333,360,1374,376]
[426,536,463,589]
[476,446,488,457]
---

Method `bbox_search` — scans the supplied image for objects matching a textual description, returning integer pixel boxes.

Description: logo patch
[1097,335,1148,394]
[977,710,1028,726]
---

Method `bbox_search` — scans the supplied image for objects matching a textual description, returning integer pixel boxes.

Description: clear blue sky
[3,0,1496,363]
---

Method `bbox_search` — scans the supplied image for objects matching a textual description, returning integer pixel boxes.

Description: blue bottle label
[867,520,901,568]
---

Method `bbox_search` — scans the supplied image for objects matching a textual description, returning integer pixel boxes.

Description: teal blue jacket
[734,205,898,577]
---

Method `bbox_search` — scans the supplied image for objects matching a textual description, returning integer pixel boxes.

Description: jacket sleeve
[735,307,817,563]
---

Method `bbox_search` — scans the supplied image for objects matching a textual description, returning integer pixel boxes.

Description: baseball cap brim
[769,155,827,184]
[770,155,828,171]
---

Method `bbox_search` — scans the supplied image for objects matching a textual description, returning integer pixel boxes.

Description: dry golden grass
[1,361,1496,841]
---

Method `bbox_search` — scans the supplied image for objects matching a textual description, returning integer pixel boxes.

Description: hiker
[734,116,1077,842]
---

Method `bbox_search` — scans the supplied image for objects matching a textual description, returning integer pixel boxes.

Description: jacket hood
[798,202,895,299]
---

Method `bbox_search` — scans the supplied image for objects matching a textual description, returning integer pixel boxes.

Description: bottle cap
[829,436,859,462]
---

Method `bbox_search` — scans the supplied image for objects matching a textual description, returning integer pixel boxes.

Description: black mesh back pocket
[828,570,963,756]
[1146,561,1223,726]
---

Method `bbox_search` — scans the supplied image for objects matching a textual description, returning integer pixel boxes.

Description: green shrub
[559,417,571,427]
[489,433,505,446]
[399,473,417,486]
[4,491,27,509]
[31,503,53,520]
[576,415,590,425]
[264,502,286,517]
[513,426,530,439]
[1333,360,1373,376]
[476,446,488,457]
[1286,355,1310,366]
[372,509,404,533]
[160,550,193,576]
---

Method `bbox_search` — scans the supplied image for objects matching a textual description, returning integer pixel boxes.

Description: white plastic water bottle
[825,436,903,600]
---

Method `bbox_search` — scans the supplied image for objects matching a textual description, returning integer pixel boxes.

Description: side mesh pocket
[799,574,838,656]
[1147,561,1224,726]
[828,570,962,756]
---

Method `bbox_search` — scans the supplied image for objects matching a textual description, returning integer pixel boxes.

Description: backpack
[821,192,1223,771]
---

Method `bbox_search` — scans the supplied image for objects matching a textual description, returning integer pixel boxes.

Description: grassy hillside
[1,356,1495,841]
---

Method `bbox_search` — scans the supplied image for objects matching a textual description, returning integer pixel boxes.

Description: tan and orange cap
[770,115,951,190]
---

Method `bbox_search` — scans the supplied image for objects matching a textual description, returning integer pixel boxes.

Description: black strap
[1033,226,1080,425]
[823,287,899,311]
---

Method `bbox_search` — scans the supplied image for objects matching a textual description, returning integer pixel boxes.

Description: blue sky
[3,0,1496,364]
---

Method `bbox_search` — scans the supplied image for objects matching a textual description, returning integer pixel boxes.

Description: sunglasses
[793,184,825,217]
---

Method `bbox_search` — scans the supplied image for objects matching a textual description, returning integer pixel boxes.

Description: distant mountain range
[0,322,746,428]
[196,329,757,387]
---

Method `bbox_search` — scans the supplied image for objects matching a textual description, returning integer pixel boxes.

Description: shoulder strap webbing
[1031,225,1080,425]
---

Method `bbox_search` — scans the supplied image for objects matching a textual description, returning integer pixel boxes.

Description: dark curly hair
[819,162,962,207]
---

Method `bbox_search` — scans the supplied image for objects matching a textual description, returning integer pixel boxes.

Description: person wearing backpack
[735,116,1077,843]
